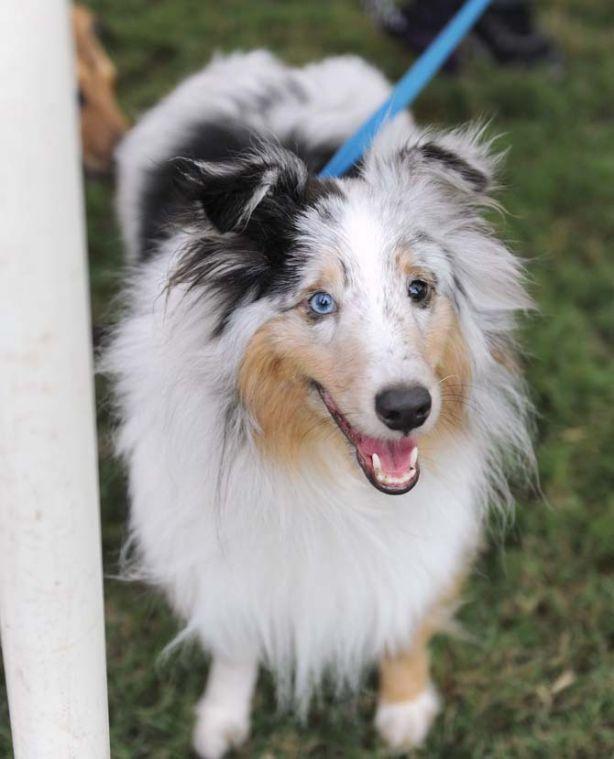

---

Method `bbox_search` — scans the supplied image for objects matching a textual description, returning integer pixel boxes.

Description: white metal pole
[0,1,110,757]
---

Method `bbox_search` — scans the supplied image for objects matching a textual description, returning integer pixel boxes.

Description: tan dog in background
[73,4,127,174]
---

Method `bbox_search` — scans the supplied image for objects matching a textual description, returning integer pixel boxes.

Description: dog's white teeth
[378,473,413,486]
[370,451,417,488]
[371,448,418,488]
[372,453,383,477]
[410,447,419,468]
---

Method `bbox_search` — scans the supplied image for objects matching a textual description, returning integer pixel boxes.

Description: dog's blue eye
[408,279,431,304]
[308,291,336,315]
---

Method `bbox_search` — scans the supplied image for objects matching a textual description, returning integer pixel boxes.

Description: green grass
[2,1,613,756]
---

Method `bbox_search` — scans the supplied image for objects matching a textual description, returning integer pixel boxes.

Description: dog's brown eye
[408,279,430,304]
[78,88,86,108]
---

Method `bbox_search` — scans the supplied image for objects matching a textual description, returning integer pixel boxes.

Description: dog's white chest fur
[123,364,482,701]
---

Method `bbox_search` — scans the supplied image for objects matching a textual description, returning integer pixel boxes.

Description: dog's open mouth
[316,385,420,495]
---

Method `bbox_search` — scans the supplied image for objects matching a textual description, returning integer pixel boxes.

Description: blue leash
[319,0,493,178]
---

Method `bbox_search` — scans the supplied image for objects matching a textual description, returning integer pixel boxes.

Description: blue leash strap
[319,0,493,178]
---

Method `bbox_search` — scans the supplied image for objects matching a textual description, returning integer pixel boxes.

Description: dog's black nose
[375,384,432,434]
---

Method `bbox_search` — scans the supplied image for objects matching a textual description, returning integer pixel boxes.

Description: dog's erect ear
[417,141,490,194]
[402,126,499,196]
[172,146,309,237]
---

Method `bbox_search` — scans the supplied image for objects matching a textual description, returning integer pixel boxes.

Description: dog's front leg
[192,657,259,759]
[375,622,440,753]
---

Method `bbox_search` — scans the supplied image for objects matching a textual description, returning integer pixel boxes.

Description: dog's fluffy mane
[106,51,534,706]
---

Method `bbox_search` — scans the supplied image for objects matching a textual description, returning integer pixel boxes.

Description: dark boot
[474,0,563,68]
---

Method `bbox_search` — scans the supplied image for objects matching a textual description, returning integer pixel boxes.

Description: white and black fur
[106,51,533,757]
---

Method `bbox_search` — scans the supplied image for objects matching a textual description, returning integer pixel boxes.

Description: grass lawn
[2,1,613,756]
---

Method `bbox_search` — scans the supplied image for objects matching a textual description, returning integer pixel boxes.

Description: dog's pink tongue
[356,435,417,478]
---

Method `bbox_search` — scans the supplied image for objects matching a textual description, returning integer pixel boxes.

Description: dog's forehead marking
[337,197,390,295]
[301,190,455,330]
[329,197,425,358]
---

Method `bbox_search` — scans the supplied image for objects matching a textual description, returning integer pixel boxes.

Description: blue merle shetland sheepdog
[105,51,533,758]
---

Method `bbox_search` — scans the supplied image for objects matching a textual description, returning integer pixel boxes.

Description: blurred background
[2,1,613,755]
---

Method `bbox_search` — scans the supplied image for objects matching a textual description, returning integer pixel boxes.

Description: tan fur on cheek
[238,318,350,469]
[426,297,472,437]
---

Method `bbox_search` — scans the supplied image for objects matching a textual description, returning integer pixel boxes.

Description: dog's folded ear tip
[383,125,499,197]
[167,147,311,235]
[169,157,202,191]
[171,155,195,171]
[402,141,491,195]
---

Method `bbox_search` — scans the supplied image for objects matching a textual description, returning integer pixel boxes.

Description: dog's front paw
[192,701,250,759]
[375,683,440,753]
